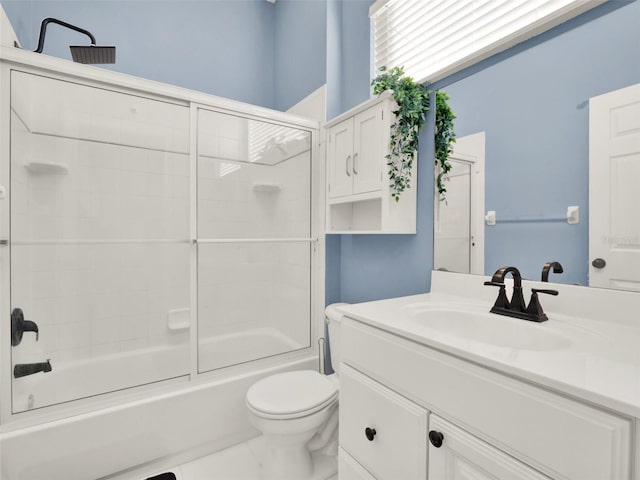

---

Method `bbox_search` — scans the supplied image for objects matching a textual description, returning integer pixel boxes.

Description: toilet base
[261,441,313,480]
[252,437,336,480]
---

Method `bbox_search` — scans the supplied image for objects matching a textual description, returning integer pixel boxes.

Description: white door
[328,118,354,199]
[434,132,485,275]
[428,415,551,480]
[434,159,472,272]
[353,104,384,195]
[589,83,640,290]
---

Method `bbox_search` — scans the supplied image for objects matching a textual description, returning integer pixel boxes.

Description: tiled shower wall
[10,125,191,365]
[197,152,311,341]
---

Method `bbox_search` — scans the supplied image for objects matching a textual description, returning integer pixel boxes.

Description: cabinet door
[340,364,428,480]
[339,448,377,480]
[328,118,354,198]
[428,415,551,480]
[353,103,384,195]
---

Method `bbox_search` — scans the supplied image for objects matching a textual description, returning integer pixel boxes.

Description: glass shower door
[196,108,313,372]
[9,71,191,412]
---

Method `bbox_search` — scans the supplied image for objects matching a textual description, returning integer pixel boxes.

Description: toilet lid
[246,370,338,417]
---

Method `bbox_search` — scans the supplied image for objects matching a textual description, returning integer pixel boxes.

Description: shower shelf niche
[252,183,281,193]
[25,161,69,174]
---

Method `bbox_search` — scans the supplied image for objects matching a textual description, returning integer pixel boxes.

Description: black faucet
[14,359,52,378]
[484,266,526,310]
[485,267,558,322]
[541,261,563,282]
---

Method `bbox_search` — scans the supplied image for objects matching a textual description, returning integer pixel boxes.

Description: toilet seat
[247,370,338,420]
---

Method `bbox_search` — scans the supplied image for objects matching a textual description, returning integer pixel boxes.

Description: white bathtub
[1,329,315,480]
[12,327,304,413]
[198,327,305,372]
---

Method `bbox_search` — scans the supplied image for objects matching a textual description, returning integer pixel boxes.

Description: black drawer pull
[365,427,377,441]
[429,430,444,448]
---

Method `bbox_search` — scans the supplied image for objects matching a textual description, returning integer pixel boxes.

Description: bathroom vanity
[336,271,640,480]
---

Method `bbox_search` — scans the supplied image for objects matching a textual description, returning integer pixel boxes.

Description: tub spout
[14,360,52,378]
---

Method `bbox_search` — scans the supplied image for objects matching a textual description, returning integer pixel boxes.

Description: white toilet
[245,303,347,480]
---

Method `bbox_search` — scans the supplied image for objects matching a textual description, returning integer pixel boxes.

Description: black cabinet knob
[365,427,377,441]
[592,258,606,269]
[429,430,444,448]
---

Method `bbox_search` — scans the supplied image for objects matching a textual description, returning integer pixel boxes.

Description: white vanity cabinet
[325,92,417,233]
[339,317,634,480]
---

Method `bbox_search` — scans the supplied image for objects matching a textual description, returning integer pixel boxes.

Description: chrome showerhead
[70,45,116,64]
[33,18,116,64]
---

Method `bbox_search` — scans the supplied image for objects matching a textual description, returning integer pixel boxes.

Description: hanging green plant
[434,90,456,200]
[371,66,456,201]
[371,66,429,201]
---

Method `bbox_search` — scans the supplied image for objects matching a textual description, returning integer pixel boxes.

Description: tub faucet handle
[11,308,40,346]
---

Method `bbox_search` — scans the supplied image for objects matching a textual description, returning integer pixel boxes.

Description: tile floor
[145,436,337,480]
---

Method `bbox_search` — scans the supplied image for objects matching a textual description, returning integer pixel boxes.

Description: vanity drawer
[339,364,428,480]
[342,319,633,480]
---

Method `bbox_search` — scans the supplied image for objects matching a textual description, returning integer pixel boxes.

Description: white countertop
[337,271,640,418]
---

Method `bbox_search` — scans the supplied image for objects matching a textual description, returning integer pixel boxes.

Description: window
[370,0,606,84]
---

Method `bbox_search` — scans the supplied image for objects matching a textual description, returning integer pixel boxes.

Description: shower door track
[9,239,191,245]
[195,238,317,244]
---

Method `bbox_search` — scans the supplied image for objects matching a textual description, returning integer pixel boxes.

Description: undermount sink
[404,307,571,351]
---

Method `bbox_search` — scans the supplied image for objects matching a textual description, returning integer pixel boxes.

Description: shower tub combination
[0,45,323,480]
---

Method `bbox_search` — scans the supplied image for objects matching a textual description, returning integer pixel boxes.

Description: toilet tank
[325,303,348,375]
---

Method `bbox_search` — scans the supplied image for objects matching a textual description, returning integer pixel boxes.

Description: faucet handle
[531,288,559,296]
[11,308,40,346]
[484,281,509,309]
[524,288,558,322]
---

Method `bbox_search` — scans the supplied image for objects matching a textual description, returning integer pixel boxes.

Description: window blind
[370,0,605,84]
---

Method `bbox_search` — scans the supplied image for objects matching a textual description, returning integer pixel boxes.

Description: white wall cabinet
[325,92,416,233]
[338,318,633,480]
[328,103,384,199]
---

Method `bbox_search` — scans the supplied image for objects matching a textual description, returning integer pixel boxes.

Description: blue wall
[273,0,327,111]
[1,0,340,112]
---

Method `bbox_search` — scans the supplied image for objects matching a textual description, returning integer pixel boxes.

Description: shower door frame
[190,103,323,377]
[0,47,324,427]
